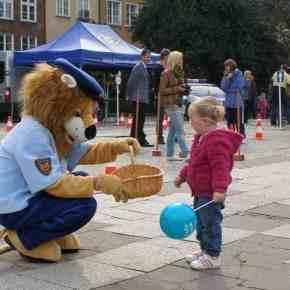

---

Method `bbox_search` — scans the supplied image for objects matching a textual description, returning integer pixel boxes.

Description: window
[56,0,69,17]
[21,0,36,22]
[21,35,37,50]
[77,0,89,18]
[0,0,13,19]
[0,33,13,51]
[125,3,139,26]
[107,0,121,26]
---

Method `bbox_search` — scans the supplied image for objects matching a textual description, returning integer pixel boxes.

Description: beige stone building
[46,0,145,43]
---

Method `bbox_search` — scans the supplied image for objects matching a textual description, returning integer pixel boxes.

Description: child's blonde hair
[188,96,225,123]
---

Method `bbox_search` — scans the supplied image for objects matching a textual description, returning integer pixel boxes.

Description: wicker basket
[112,147,163,199]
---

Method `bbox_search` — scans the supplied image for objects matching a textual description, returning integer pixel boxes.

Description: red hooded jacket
[179,129,242,198]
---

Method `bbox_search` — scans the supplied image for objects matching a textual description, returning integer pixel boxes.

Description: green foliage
[133,0,290,87]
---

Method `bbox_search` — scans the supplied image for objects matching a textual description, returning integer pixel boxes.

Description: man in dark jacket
[127,48,152,147]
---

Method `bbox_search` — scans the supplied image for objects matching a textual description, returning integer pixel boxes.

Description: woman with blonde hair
[159,51,189,161]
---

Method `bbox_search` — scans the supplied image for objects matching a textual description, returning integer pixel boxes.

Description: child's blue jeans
[194,197,224,257]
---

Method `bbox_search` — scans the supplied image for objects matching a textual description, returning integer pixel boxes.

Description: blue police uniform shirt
[0,117,90,214]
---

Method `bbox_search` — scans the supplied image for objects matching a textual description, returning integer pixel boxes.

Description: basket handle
[129,145,136,165]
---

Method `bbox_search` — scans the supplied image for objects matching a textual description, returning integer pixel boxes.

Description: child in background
[257,92,269,119]
[174,97,242,270]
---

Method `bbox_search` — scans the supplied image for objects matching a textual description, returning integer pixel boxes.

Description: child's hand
[213,192,225,203]
[174,176,183,188]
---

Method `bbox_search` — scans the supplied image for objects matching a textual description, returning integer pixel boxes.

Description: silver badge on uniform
[35,158,52,176]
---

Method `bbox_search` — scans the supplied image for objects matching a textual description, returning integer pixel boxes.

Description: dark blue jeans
[194,197,223,257]
[0,172,97,250]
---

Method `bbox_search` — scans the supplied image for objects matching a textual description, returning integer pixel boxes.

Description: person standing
[221,59,245,137]
[257,92,269,119]
[174,97,242,270]
[155,48,170,144]
[159,51,189,161]
[127,48,153,147]
[271,64,290,127]
[243,70,257,121]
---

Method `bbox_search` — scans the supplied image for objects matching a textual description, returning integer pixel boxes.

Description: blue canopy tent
[13,21,160,69]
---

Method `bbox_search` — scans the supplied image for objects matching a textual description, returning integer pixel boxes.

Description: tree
[133,0,289,87]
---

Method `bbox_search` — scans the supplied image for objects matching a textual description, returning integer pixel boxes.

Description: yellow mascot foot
[5,230,61,263]
[56,233,80,253]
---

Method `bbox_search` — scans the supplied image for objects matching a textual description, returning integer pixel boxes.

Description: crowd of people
[126,49,278,152]
[125,49,290,271]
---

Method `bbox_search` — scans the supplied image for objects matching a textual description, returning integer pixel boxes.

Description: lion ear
[61,74,77,88]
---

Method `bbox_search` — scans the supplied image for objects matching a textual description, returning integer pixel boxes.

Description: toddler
[175,96,242,270]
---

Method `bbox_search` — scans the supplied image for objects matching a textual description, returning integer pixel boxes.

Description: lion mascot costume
[0,58,140,262]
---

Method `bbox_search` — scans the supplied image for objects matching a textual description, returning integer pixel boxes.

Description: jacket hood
[203,129,243,154]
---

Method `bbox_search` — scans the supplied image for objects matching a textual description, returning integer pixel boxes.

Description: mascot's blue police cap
[53,58,104,102]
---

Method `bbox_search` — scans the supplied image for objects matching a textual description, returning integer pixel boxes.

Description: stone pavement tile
[144,265,206,285]
[0,273,72,290]
[159,182,190,195]
[99,207,151,221]
[0,260,28,275]
[221,238,290,270]
[89,285,125,290]
[223,213,284,232]
[240,266,290,290]
[77,230,146,253]
[248,203,290,219]
[0,250,52,271]
[152,191,190,202]
[141,237,200,254]
[228,181,268,194]
[61,249,99,262]
[181,275,243,290]
[277,198,290,206]
[185,227,255,245]
[230,287,254,290]
[77,221,111,233]
[262,224,290,239]
[91,213,124,225]
[116,199,169,215]
[21,258,141,290]
[95,275,180,290]
[93,241,184,272]
[102,219,162,238]
[227,233,290,253]
[223,189,276,216]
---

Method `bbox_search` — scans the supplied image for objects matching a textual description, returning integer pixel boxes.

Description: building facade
[0,0,45,51]
[46,0,145,43]
[0,0,45,106]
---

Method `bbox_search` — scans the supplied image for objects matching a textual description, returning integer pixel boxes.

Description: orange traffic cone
[120,113,125,126]
[127,114,133,128]
[5,116,13,133]
[255,117,264,140]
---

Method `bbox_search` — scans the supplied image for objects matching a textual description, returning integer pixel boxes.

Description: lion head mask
[20,58,104,157]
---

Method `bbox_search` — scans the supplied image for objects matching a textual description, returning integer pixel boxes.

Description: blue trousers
[194,197,223,257]
[0,173,97,250]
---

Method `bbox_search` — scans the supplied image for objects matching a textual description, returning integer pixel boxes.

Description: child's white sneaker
[185,250,203,264]
[190,253,221,270]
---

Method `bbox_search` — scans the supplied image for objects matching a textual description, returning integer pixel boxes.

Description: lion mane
[20,63,91,157]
